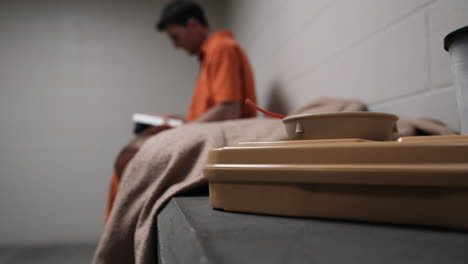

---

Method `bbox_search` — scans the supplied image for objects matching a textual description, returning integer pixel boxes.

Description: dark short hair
[156,0,208,31]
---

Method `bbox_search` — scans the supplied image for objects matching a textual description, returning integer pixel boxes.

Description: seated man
[106,0,257,220]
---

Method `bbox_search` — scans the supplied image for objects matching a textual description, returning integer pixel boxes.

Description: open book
[132,113,185,134]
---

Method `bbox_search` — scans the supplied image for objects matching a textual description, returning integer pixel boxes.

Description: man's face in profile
[165,23,199,55]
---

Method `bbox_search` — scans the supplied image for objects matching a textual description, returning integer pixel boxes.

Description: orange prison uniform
[105,31,257,222]
[187,30,257,121]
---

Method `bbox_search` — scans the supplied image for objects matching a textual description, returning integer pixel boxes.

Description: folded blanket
[93,98,457,264]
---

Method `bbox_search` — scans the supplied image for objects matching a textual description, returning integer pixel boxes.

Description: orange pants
[105,171,119,223]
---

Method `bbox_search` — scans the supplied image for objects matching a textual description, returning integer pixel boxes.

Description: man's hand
[193,101,242,122]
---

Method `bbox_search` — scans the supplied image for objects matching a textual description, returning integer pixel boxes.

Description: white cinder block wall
[1,0,465,246]
[0,0,225,245]
[224,0,468,131]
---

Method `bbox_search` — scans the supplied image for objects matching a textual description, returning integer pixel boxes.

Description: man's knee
[114,125,171,177]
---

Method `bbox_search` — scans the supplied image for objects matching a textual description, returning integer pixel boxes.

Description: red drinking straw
[245,98,286,119]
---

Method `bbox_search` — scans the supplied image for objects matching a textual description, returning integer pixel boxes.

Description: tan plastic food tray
[204,135,468,230]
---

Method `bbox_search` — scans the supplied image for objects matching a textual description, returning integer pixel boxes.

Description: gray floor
[0,244,96,264]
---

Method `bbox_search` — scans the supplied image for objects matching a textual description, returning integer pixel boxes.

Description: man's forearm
[193,101,242,122]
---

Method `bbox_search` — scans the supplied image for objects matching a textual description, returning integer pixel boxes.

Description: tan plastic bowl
[282,112,398,141]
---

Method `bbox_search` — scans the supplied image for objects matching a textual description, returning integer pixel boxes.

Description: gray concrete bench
[157,195,468,264]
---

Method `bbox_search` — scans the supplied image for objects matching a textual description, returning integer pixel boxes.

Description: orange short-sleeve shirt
[187,31,257,121]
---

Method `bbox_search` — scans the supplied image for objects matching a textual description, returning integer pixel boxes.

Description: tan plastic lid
[282,112,398,141]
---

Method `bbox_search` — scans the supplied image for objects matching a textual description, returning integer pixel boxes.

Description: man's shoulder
[205,31,240,53]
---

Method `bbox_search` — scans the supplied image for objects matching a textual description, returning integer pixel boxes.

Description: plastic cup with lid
[445,25,468,134]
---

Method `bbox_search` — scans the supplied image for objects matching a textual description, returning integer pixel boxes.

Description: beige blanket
[93,98,457,264]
